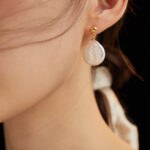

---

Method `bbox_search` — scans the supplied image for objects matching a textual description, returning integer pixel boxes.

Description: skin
[0,0,136,150]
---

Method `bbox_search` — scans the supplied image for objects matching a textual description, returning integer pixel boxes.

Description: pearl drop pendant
[83,39,105,66]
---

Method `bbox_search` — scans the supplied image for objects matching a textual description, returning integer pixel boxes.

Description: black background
[119,0,148,149]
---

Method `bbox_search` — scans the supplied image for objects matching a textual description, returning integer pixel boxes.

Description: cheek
[0,38,78,122]
[0,0,22,17]
[0,0,40,20]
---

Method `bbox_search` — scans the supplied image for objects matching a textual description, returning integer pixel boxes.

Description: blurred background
[118,0,148,149]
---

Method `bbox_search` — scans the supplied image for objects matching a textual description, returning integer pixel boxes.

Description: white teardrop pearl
[83,39,105,66]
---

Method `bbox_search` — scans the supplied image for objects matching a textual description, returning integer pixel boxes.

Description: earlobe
[87,0,128,34]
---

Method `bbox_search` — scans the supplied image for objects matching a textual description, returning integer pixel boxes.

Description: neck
[3,54,114,150]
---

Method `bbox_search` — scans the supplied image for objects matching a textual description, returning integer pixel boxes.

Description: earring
[83,26,105,66]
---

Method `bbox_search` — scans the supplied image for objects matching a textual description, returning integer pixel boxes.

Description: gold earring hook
[90,26,98,40]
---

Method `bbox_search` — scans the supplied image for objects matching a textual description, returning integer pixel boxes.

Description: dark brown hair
[0,0,143,124]
[94,0,144,123]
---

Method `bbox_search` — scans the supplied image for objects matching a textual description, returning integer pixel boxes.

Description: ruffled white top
[91,66,139,150]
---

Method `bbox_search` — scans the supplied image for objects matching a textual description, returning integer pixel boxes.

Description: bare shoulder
[114,136,137,150]
[107,129,137,150]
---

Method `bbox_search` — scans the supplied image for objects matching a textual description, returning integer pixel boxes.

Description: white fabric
[91,66,139,150]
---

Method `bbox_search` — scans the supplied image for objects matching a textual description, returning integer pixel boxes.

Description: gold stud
[90,26,98,40]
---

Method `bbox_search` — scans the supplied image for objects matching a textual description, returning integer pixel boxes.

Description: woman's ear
[86,0,128,34]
